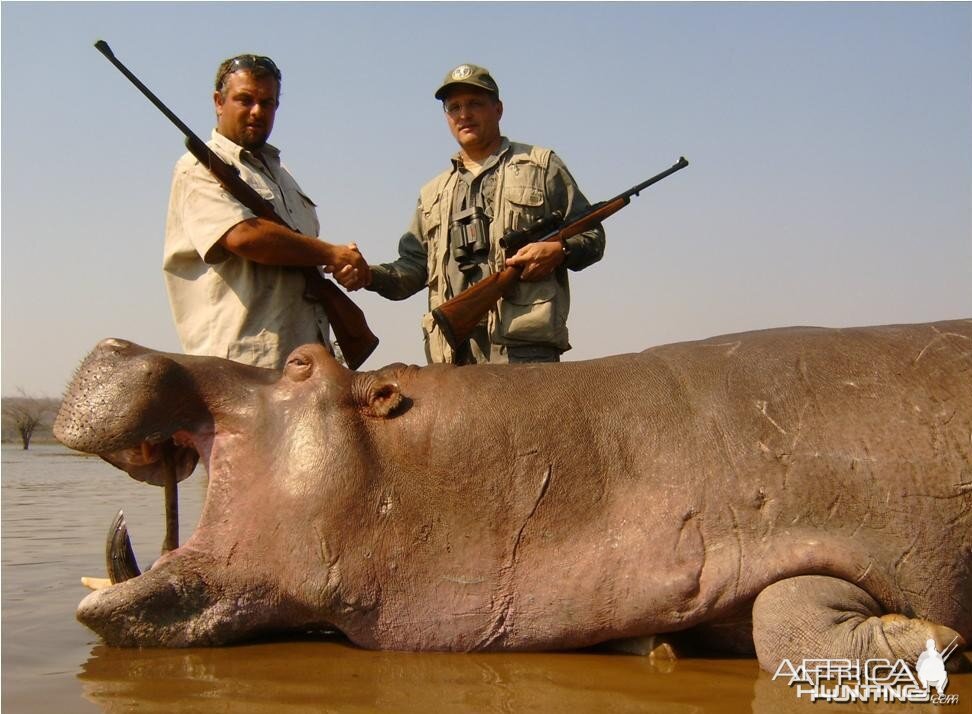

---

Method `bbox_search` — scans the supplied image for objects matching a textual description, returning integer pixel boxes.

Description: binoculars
[449,206,490,272]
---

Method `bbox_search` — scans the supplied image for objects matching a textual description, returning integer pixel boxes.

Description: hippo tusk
[103,446,180,585]
[106,509,142,584]
[81,576,112,591]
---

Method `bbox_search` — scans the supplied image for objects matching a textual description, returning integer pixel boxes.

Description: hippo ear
[352,365,411,418]
[354,378,403,418]
[366,381,402,418]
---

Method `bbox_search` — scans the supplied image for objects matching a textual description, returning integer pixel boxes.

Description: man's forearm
[220,217,370,282]
[220,217,337,266]
[562,225,605,271]
[366,263,428,300]
[361,228,429,299]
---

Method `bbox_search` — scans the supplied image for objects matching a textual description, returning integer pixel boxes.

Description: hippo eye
[284,353,314,381]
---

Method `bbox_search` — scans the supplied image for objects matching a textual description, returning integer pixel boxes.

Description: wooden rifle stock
[94,40,378,369]
[431,157,689,354]
[431,268,521,352]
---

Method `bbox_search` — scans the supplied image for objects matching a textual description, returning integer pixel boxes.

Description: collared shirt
[163,129,329,369]
[445,145,503,297]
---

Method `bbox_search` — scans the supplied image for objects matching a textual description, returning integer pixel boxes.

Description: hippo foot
[752,575,966,673]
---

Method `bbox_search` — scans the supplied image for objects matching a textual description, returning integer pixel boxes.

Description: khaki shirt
[163,130,329,369]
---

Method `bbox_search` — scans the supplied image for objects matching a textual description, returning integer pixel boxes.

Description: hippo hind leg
[752,575,964,673]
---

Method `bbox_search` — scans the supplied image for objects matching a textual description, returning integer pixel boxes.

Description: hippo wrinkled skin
[54,319,972,672]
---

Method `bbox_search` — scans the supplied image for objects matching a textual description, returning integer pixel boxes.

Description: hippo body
[55,319,972,671]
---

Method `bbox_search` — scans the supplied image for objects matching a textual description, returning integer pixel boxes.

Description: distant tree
[2,390,56,450]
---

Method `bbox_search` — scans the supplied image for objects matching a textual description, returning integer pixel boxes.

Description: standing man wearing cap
[339,63,605,365]
[164,53,369,368]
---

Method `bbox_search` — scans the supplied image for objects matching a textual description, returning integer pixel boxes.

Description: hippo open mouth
[53,338,220,582]
[100,426,210,575]
[101,434,205,582]
[102,432,201,489]
[53,338,306,645]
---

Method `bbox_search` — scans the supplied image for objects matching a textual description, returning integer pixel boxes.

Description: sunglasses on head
[218,55,281,88]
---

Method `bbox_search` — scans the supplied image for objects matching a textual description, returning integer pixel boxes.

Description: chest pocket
[421,193,444,233]
[504,183,546,232]
[294,190,321,236]
[235,162,275,200]
[420,192,446,286]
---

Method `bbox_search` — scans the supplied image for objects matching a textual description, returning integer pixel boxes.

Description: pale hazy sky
[2,2,970,396]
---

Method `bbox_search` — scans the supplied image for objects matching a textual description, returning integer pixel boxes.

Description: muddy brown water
[3,444,969,712]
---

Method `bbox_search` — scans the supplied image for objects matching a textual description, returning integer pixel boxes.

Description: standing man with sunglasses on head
[163,54,369,368]
[339,64,605,365]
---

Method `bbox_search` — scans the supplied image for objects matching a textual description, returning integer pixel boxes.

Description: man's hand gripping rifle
[430,156,689,353]
[93,41,378,370]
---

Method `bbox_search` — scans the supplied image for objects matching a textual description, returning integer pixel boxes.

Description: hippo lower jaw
[79,545,337,647]
[77,553,282,647]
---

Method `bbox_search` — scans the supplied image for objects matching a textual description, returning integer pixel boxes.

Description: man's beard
[240,126,268,150]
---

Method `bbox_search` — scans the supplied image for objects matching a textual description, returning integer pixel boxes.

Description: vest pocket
[422,200,442,232]
[421,311,453,364]
[504,184,546,232]
[421,197,444,283]
[497,279,558,343]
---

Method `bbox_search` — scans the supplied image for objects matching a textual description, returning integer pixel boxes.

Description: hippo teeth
[106,510,142,584]
[105,445,182,585]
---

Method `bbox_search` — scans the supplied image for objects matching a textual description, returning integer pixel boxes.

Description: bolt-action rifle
[431,157,689,353]
[94,40,378,370]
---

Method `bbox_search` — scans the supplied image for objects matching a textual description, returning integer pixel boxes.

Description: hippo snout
[55,339,204,455]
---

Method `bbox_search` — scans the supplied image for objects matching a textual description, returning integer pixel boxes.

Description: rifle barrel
[626,156,689,198]
[431,156,690,356]
[94,40,202,144]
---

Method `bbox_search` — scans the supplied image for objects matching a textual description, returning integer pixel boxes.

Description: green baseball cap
[434,63,500,100]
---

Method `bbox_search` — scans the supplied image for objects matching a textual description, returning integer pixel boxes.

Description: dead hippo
[54,319,972,672]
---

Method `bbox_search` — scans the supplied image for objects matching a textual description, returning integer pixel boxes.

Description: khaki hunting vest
[418,143,572,363]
